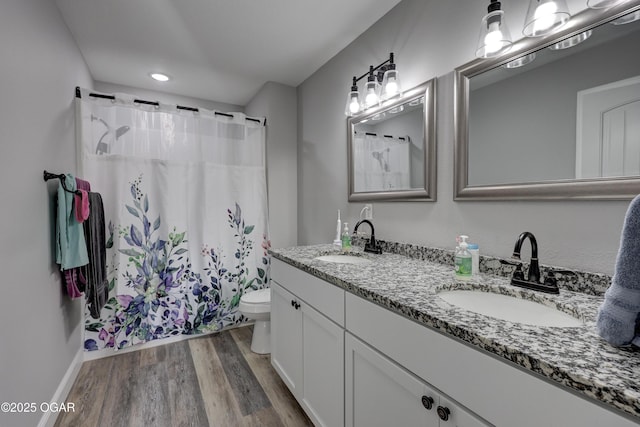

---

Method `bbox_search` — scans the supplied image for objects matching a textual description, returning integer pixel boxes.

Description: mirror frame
[454,1,640,200]
[348,78,437,202]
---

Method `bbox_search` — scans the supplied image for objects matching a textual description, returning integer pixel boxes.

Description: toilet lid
[241,288,270,304]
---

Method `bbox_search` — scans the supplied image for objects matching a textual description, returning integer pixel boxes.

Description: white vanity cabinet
[345,333,488,427]
[346,293,640,427]
[270,258,345,427]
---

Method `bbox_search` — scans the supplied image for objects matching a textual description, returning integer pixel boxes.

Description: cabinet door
[301,303,345,427]
[437,397,490,427]
[270,282,303,396]
[345,333,438,427]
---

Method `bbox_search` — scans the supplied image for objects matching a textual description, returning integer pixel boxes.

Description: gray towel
[82,192,109,319]
[596,195,640,347]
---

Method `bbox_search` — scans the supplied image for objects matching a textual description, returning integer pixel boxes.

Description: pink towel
[74,189,90,223]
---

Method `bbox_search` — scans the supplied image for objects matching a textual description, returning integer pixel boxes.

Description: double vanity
[269,243,640,427]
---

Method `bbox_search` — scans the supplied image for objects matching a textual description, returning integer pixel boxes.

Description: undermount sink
[437,290,584,327]
[314,254,372,265]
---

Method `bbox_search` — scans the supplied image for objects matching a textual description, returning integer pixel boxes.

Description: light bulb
[365,86,378,107]
[533,2,558,34]
[349,96,360,114]
[484,22,504,54]
[385,78,398,97]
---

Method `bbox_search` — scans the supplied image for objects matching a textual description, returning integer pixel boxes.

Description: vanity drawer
[271,258,345,326]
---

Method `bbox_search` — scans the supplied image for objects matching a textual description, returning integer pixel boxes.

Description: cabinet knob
[291,300,295,307]
[437,406,450,422]
[294,302,301,309]
[421,395,434,410]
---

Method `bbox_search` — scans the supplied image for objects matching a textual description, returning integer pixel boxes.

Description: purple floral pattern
[84,175,270,351]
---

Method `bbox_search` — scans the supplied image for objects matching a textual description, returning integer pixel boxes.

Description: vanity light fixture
[476,0,513,58]
[150,72,170,82]
[548,30,592,49]
[344,77,362,116]
[364,66,381,109]
[344,53,402,116]
[523,0,571,37]
[380,53,402,100]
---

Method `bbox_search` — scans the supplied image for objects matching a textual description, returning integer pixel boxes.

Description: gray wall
[297,0,628,275]
[469,29,640,185]
[0,1,93,426]
[246,82,298,248]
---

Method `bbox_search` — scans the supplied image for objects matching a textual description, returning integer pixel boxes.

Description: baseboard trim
[37,348,83,427]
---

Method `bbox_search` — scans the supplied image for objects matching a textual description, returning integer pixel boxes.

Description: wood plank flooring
[55,326,313,427]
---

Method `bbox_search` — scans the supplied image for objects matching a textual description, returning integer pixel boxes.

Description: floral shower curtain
[76,88,269,351]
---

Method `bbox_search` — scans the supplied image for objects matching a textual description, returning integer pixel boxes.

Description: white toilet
[238,288,271,354]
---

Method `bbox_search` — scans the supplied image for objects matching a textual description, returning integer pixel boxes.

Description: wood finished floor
[55,326,313,427]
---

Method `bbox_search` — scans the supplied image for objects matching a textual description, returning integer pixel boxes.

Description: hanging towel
[82,192,109,319]
[596,195,640,347]
[74,189,90,223]
[56,174,89,270]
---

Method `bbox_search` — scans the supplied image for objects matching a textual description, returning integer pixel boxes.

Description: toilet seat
[239,288,271,313]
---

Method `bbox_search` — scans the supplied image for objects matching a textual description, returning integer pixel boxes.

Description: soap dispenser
[455,235,472,280]
[341,222,352,253]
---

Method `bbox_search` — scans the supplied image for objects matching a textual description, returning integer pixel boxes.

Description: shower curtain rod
[75,87,266,125]
[359,131,406,141]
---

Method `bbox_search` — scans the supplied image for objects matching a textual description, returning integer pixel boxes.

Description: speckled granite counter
[270,244,640,422]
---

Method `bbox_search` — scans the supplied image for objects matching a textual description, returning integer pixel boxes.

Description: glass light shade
[548,30,592,50]
[503,52,537,68]
[364,80,380,109]
[587,0,627,9]
[523,0,571,37]
[612,10,640,24]
[381,69,402,100]
[476,10,513,58]
[344,90,361,116]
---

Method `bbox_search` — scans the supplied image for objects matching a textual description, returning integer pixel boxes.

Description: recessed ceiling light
[150,73,170,82]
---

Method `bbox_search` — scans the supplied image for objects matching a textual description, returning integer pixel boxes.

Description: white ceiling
[55,0,403,106]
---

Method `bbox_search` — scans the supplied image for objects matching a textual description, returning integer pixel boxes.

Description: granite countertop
[270,244,640,422]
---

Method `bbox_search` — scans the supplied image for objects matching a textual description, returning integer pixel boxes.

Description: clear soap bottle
[455,235,472,280]
[341,222,352,253]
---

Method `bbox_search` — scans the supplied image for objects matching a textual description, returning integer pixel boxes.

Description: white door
[576,76,640,179]
[301,304,345,427]
[345,333,438,427]
[270,282,303,396]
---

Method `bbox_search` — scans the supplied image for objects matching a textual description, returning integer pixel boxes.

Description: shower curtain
[353,132,411,192]
[76,88,269,351]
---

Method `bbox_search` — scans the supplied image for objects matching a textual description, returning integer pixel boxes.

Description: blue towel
[56,173,89,270]
[596,195,640,347]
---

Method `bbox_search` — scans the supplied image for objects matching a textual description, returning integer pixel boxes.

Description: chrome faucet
[353,219,382,254]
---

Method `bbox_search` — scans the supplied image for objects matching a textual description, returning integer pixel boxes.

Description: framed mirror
[348,79,436,201]
[454,1,640,200]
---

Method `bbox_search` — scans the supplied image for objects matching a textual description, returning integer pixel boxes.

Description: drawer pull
[421,395,434,410]
[437,406,450,422]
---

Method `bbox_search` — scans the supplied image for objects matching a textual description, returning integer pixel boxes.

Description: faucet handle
[543,268,576,287]
[500,259,524,280]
